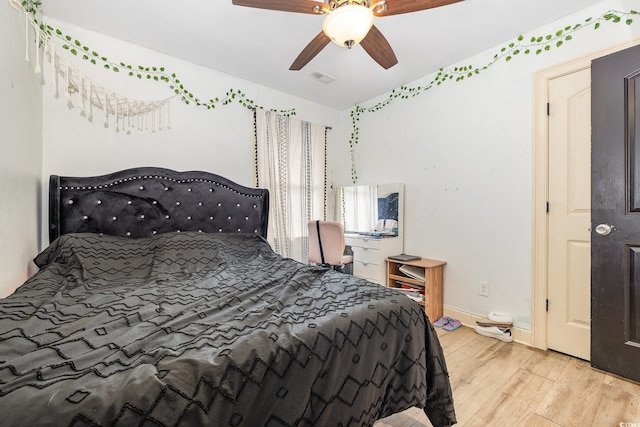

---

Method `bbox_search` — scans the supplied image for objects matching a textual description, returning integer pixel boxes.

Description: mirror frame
[333,183,404,238]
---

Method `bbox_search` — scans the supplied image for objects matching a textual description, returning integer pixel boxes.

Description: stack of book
[394,281,425,302]
[398,264,425,282]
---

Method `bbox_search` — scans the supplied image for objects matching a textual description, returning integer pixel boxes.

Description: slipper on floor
[433,316,451,328]
[443,318,462,331]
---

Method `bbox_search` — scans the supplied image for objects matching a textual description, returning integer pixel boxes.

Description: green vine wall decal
[348,9,638,182]
[13,2,640,180]
[20,0,39,14]
[18,0,295,117]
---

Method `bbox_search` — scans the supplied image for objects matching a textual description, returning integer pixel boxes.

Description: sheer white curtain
[341,185,377,233]
[255,110,326,262]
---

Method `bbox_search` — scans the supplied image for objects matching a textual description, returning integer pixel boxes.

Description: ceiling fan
[231,0,463,70]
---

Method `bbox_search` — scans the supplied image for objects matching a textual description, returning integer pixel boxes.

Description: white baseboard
[442,306,533,347]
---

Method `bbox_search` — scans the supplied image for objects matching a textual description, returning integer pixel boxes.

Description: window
[255,110,327,262]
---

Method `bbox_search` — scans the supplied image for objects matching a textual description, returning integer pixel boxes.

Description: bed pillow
[33,233,156,280]
[33,232,276,280]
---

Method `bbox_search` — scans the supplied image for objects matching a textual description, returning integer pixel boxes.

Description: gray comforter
[0,232,456,426]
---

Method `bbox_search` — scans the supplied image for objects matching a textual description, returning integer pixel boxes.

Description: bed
[0,167,456,426]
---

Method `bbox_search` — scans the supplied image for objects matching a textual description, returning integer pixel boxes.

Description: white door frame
[532,40,640,350]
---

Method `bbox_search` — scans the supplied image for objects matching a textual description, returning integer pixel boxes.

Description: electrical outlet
[478,281,489,297]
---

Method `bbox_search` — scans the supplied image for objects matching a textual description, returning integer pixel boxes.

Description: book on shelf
[398,264,426,282]
[394,287,425,302]
[397,281,425,294]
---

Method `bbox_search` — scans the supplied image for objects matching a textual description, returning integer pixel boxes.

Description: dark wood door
[591,44,640,382]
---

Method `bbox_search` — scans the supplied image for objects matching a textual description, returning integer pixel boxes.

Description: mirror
[334,183,403,237]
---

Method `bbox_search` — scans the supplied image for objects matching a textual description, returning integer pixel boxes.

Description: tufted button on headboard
[49,167,269,243]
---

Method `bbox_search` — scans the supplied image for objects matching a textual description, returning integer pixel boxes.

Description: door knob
[595,224,613,235]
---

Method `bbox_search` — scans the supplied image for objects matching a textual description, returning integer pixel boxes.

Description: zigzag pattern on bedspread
[0,232,456,427]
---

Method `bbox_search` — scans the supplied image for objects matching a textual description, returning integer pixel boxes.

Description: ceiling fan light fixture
[322,4,374,49]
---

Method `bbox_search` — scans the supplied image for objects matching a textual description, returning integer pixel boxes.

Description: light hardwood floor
[375,326,640,427]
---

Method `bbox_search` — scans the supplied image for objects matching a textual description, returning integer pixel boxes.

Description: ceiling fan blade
[376,0,463,16]
[360,25,398,69]
[231,0,324,14]
[290,32,331,70]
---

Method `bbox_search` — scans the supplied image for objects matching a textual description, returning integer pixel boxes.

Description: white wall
[41,18,342,245]
[8,0,640,328]
[334,0,640,329]
[0,5,43,297]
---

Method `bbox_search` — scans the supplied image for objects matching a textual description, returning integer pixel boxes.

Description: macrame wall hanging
[14,1,174,133]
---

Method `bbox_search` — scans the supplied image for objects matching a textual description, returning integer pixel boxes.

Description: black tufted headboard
[49,167,269,243]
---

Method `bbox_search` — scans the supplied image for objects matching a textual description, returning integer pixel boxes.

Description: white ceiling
[40,0,603,110]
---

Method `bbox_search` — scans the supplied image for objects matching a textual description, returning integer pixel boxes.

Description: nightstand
[385,257,446,322]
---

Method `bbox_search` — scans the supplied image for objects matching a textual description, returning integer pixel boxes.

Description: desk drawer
[351,238,381,250]
[352,246,380,264]
[353,261,380,283]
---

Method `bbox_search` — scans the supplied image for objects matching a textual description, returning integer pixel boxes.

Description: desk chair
[308,220,353,272]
